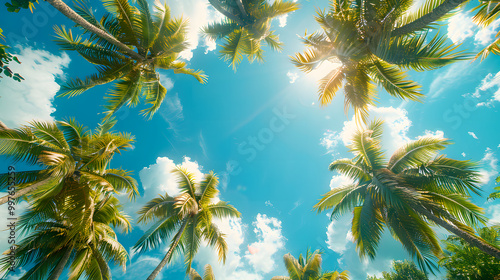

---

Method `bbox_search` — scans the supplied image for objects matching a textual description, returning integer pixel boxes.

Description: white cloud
[447,13,475,43]
[320,130,341,154]
[245,214,286,274]
[326,215,354,254]
[471,71,500,107]
[194,214,285,280]
[468,131,479,139]
[478,148,499,186]
[418,129,445,139]
[487,204,500,225]
[462,152,467,157]
[0,46,70,128]
[338,106,412,155]
[329,173,354,190]
[286,71,299,83]
[168,0,222,60]
[475,18,500,46]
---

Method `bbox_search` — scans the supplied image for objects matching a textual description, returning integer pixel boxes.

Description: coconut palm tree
[0,118,138,206]
[292,0,469,122]
[51,0,207,119]
[271,249,350,280]
[134,167,241,280]
[189,264,216,280]
[0,193,131,280]
[0,28,24,82]
[204,0,299,69]
[314,120,500,271]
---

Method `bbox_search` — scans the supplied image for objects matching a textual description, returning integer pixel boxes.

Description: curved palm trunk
[391,0,467,37]
[44,0,144,61]
[0,178,53,205]
[415,205,500,259]
[48,246,73,280]
[208,0,246,26]
[147,219,189,280]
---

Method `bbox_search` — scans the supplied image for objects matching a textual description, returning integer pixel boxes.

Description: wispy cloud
[468,131,479,139]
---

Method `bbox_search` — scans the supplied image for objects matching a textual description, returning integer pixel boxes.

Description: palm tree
[51,0,207,119]
[271,249,350,280]
[134,167,241,280]
[314,120,500,271]
[0,118,138,206]
[189,264,216,280]
[204,0,299,69]
[0,193,131,280]
[292,0,468,122]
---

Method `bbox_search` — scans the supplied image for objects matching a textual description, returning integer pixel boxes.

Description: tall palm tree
[52,0,207,119]
[0,118,138,206]
[292,0,468,122]
[271,249,350,280]
[0,193,131,280]
[314,120,500,271]
[134,167,241,280]
[204,0,299,69]
[189,264,216,280]
[0,28,24,82]
[473,0,500,59]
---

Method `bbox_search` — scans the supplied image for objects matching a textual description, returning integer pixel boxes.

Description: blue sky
[1,0,500,279]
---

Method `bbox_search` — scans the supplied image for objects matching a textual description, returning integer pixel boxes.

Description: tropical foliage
[0,118,138,206]
[313,120,498,271]
[190,264,216,280]
[0,193,131,280]
[271,249,350,280]
[0,28,24,82]
[204,0,299,69]
[54,0,207,119]
[292,0,468,122]
[134,167,241,280]
[489,175,500,200]
[367,260,428,280]
[473,0,500,59]
[439,226,500,280]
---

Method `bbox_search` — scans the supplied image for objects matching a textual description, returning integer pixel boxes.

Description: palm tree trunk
[147,219,189,280]
[48,246,73,280]
[0,178,53,205]
[235,0,250,22]
[44,0,144,61]
[416,205,500,259]
[208,0,246,26]
[391,0,467,37]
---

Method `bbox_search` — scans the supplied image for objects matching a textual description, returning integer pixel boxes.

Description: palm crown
[0,193,131,280]
[313,120,493,271]
[0,118,138,206]
[56,0,207,119]
[292,0,468,122]
[271,249,350,280]
[204,0,299,69]
[134,167,240,279]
